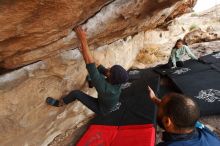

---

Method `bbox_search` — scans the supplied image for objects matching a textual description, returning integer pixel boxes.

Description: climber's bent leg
[63,90,101,114]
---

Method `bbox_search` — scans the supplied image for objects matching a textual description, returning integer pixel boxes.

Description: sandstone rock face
[184,29,219,45]
[189,40,220,55]
[0,32,145,146]
[0,0,112,68]
[0,1,197,146]
[0,0,196,69]
[133,4,220,69]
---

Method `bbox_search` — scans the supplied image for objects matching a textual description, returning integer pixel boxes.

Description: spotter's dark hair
[163,93,200,130]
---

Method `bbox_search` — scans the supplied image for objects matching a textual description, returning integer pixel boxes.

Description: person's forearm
[190,53,197,60]
[186,46,197,60]
[172,59,176,67]
[188,50,197,59]
[148,86,161,106]
[153,96,161,106]
[80,37,94,64]
[171,49,177,67]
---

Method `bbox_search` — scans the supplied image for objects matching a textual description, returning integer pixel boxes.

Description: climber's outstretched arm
[75,26,94,64]
[75,26,107,94]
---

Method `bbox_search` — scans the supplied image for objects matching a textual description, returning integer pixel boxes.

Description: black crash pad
[90,69,160,125]
[169,69,220,116]
[154,60,211,77]
[168,60,212,78]
[128,70,142,81]
[154,66,175,76]
[211,62,220,72]
[199,52,220,64]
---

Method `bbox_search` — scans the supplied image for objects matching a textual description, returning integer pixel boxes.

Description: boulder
[184,29,219,45]
[0,0,196,69]
[0,0,197,145]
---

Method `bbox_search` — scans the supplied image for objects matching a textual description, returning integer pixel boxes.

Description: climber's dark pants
[161,60,184,68]
[62,90,101,114]
[176,61,184,67]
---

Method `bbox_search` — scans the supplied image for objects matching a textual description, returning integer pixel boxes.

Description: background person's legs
[176,61,184,67]
[62,90,101,114]
[160,59,173,69]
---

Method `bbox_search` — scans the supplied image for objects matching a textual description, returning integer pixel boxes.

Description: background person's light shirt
[171,45,197,67]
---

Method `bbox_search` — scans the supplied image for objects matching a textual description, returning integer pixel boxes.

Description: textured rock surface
[184,29,219,45]
[0,0,196,69]
[0,1,197,146]
[0,32,145,146]
[133,4,220,68]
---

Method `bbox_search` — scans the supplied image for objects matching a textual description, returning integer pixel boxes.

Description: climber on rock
[46,26,128,115]
[164,39,198,68]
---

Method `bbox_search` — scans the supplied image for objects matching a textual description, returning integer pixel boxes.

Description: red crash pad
[77,124,155,146]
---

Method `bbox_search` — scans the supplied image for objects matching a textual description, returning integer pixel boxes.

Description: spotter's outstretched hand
[147,86,156,100]
[147,86,161,105]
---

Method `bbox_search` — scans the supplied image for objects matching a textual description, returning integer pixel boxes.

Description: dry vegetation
[136,46,168,65]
